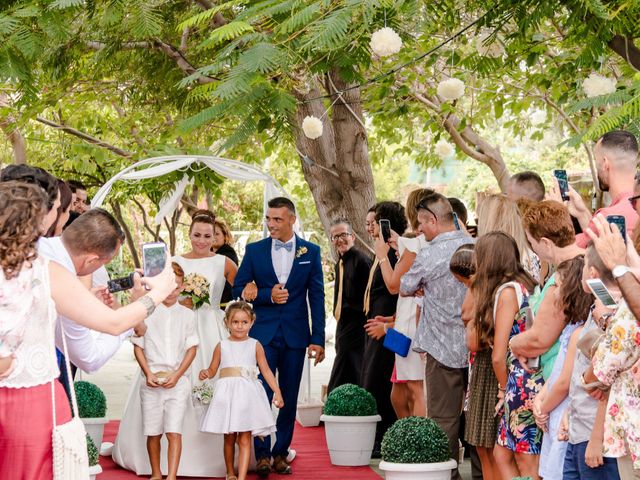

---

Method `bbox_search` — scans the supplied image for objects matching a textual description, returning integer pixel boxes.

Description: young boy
[132,262,198,480]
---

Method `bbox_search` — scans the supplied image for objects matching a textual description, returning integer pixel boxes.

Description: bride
[113,209,237,476]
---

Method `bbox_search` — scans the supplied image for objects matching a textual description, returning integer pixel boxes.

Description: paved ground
[86,340,472,479]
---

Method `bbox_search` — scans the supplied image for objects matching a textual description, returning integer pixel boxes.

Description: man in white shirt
[39,208,141,374]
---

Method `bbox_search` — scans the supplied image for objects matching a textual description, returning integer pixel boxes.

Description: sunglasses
[415,201,439,221]
[629,194,640,210]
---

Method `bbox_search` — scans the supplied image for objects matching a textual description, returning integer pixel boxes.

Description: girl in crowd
[199,301,283,480]
[45,179,72,237]
[0,181,176,479]
[212,218,239,308]
[532,256,593,480]
[472,231,539,479]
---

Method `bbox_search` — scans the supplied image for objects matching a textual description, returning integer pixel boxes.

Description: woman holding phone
[114,209,238,477]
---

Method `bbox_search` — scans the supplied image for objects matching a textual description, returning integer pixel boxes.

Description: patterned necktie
[363,258,380,316]
[275,240,293,252]
[334,259,344,321]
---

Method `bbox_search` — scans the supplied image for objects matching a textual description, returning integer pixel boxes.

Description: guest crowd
[1,129,640,480]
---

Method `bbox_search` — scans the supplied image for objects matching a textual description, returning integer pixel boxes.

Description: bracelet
[137,295,156,318]
[378,257,389,265]
[497,384,506,392]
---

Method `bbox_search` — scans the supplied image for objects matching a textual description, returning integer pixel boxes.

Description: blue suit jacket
[232,235,325,349]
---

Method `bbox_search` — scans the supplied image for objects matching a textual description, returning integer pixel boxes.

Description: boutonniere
[296,246,308,258]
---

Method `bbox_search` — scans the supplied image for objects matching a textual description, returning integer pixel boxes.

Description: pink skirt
[0,380,72,480]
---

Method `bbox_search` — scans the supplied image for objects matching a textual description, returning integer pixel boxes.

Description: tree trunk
[293,71,376,253]
[0,94,27,164]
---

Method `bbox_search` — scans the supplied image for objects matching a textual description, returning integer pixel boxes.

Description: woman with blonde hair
[477,194,541,283]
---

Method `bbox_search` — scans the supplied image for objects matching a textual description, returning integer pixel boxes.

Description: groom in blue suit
[233,197,325,477]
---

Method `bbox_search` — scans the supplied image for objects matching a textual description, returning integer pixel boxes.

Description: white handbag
[51,325,89,479]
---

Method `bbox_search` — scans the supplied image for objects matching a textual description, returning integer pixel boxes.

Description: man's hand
[91,286,114,308]
[146,373,160,388]
[307,344,325,366]
[242,282,258,301]
[271,284,289,304]
[585,213,626,271]
[548,178,591,227]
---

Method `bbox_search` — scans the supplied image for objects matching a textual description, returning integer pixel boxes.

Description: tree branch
[192,0,228,26]
[607,35,640,71]
[0,93,27,164]
[35,116,134,158]
[87,40,217,84]
[132,197,162,240]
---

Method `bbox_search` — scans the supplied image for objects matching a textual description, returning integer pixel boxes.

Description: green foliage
[86,434,99,467]
[75,381,107,418]
[323,384,377,416]
[381,416,451,464]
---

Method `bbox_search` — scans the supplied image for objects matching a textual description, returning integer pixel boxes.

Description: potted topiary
[379,417,457,480]
[87,434,103,480]
[319,383,381,466]
[75,381,108,449]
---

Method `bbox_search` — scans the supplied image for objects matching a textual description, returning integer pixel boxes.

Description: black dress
[215,244,239,307]
[327,247,372,393]
[359,248,398,445]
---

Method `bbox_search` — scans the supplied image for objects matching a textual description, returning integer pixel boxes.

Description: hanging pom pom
[437,78,465,101]
[370,27,403,58]
[582,73,617,98]
[302,116,323,139]
[475,32,504,58]
[434,139,455,160]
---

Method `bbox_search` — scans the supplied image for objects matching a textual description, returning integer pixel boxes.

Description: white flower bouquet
[192,380,214,406]
[182,273,211,309]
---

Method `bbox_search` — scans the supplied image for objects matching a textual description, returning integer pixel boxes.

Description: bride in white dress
[113,210,237,477]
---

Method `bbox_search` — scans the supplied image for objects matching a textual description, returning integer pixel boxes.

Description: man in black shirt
[327,218,372,392]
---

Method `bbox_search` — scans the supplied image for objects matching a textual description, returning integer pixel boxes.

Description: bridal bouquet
[182,273,211,309]
[192,381,214,406]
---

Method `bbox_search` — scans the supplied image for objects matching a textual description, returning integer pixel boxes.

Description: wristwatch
[612,265,631,279]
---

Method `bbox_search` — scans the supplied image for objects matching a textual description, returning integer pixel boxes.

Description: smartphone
[523,307,540,369]
[586,278,618,308]
[107,273,135,293]
[607,215,627,244]
[452,212,461,230]
[142,242,167,278]
[379,219,391,243]
[553,169,570,201]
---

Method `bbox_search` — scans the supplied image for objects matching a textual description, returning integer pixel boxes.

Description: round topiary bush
[75,381,107,418]
[86,434,99,467]
[323,384,377,416]
[381,416,451,464]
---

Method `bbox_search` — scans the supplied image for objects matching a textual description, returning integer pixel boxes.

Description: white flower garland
[434,139,455,159]
[370,27,403,57]
[302,116,323,139]
[437,78,465,101]
[583,73,617,98]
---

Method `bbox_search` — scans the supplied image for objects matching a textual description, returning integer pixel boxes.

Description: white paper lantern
[475,32,504,58]
[434,139,455,159]
[437,78,465,101]
[583,73,617,98]
[370,27,403,57]
[302,116,323,139]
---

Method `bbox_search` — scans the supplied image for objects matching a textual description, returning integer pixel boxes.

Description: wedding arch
[91,155,299,235]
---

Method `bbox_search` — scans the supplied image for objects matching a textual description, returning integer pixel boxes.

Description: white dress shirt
[271,235,296,285]
[38,237,130,373]
[131,303,198,373]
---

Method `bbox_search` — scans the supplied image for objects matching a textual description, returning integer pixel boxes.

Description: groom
[233,197,325,477]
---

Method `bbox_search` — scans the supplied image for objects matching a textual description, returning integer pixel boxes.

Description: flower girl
[199,301,283,480]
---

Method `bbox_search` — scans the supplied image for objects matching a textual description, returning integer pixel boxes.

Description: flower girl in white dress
[199,301,283,480]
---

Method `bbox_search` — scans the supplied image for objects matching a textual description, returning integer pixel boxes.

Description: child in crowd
[132,262,199,480]
[199,301,283,480]
[474,232,539,480]
[532,256,593,480]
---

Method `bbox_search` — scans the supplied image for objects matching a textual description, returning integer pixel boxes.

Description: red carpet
[100,421,382,479]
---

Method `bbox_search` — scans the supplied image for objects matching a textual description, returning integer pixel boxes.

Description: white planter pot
[379,459,458,480]
[88,464,102,480]
[320,414,381,466]
[296,402,324,427]
[82,417,108,449]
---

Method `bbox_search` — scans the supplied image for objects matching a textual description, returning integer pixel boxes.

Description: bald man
[554,130,639,248]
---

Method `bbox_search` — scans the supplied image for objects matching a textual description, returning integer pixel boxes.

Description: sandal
[226,476,238,480]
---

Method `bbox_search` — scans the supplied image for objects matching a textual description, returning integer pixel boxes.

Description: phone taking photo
[586,278,618,308]
[553,169,570,201]
[523,307,540,369]
[107,273,135,293]
[142,242,167,278]
[379,219,391,243]
[452,212,461,231]
[607,215,626,244]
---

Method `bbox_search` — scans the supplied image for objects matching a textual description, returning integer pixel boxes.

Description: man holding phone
[552,130,638,248]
